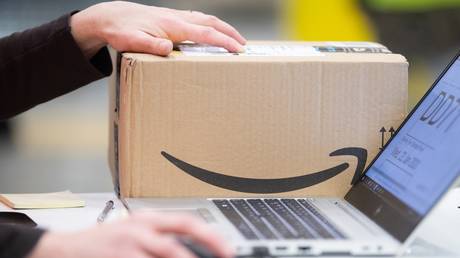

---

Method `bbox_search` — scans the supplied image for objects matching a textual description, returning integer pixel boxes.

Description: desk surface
[0,192,125,231]
[1,189,459,257]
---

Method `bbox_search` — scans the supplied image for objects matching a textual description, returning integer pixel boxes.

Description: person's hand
[28,212,234,258]
[70,1,246,58]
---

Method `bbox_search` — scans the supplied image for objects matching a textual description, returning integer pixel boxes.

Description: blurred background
[1,0,460,193]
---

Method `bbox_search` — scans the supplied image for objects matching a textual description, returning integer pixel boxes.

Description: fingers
[155,12,244,53]
[156,7,246,46]
[176,10,246,45]
[122,31,173,56]
[134,213,234,258]
[189,24,243,53]
[140,233,197,258]
[176,22,244,53]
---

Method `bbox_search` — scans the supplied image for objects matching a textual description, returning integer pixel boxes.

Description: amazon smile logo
[161,147,367,193]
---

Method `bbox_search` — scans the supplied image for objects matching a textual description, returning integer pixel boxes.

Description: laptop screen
[346,55,460,242]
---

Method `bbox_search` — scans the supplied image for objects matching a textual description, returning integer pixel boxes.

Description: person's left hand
[70,1,246,58]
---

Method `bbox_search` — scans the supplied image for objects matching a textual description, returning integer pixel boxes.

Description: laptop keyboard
[213,199,346,240]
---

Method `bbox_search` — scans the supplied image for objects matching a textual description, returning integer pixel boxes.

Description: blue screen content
[366,58,460,215]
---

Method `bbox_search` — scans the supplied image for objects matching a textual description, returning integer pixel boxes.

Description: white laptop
[124,53,460,257]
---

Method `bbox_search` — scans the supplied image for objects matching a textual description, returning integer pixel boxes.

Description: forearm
[0,225,45,258]
[0,12,112,120]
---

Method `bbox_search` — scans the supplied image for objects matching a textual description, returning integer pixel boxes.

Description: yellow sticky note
[0,191,85,209]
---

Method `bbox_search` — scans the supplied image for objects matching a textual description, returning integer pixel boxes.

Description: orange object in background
[282,0,375,41]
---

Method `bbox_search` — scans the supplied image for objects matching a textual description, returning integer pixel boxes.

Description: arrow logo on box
[161,147,367,194]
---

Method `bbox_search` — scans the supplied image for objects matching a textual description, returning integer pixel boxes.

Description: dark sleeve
[0,12,113,120]
[0,225,45,258]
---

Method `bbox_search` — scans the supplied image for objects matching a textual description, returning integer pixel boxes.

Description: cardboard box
[108,41,408,198]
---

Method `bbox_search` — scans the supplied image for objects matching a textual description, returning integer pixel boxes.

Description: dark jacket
[0,12,112,258]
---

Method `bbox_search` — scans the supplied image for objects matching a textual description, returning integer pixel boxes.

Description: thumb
[148,37,173,56]
[126,31,173,56]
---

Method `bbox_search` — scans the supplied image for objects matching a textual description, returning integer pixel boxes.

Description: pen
[97,200,114,223]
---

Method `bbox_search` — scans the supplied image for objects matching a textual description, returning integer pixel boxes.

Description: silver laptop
[125,53,460,256]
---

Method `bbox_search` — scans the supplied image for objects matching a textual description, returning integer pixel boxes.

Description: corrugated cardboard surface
[109,42,408,198]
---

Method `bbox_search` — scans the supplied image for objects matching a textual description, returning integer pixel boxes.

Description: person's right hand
[28,212,234,258]
[70,1,247,58]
